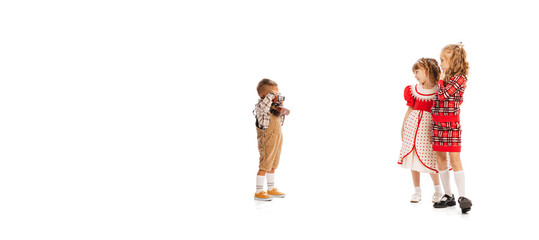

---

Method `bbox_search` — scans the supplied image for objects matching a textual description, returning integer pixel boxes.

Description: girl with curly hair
[431,43,472,214]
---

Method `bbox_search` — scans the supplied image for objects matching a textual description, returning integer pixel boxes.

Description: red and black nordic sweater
[431,75,467,123]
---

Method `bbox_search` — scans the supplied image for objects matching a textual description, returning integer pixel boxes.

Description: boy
[253,79,290,201]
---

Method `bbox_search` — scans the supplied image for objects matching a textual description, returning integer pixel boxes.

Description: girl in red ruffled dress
[399,58,443,203]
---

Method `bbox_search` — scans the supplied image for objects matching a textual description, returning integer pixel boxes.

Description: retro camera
[270,93,289,116]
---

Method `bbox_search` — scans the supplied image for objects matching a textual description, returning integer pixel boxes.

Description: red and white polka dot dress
[398,84,439,173]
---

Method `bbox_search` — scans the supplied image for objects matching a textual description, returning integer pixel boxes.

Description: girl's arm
[437,76,466,101]
[401,106,412,140]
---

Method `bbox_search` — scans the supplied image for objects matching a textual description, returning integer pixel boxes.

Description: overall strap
[253,109,262,129]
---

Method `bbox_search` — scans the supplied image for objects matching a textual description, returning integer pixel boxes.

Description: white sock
[439,170,452,196]
[414,187,421,194]
[256,175,265,193]
[267,173,275,191]
[454,170,466,197]
[434,184,442,193]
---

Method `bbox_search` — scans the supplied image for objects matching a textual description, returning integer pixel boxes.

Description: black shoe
[433,194,456,208]
[458,197,472,214]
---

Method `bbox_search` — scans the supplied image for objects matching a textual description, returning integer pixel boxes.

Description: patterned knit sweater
[431,75,467,122]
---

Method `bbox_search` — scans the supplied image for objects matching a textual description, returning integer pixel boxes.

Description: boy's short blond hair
[256,78,278,98]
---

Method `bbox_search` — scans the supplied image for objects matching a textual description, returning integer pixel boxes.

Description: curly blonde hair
[412,57,441,84]
[441,43,469,82]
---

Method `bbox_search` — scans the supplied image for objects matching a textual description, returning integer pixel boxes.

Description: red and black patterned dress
[431,75,467,152]
[398,84,439,173]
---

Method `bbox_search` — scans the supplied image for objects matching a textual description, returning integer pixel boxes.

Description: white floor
[178,172,535,240]
[2,120,537,239]
[188,170,535,240]
[3,147,536,240]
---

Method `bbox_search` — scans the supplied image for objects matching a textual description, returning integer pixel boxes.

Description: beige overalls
[256,114,283,171]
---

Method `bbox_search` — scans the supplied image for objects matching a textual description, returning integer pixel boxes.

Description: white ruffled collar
[410,84,436,101]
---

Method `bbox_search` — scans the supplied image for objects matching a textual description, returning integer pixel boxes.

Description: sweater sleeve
[404,85,414,107]
[437,76,466,101]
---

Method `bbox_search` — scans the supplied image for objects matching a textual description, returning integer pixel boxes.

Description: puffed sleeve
[404,85,414,107]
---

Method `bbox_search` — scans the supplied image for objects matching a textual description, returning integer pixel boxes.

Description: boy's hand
[270,90,279,101]
[266,91,276,97]
[264,91,275,100]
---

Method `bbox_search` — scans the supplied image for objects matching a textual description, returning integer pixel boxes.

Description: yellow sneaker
[267,188,286,198]
[254,191,272,201]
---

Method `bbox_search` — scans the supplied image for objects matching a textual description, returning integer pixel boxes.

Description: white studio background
[0,0,537,239]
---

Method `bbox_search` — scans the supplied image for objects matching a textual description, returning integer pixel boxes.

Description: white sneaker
[410,193,421,203]
[432,192,443,203]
